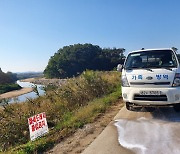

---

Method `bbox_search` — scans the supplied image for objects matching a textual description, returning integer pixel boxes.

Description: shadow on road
[152,107,180,122]
[127,106,180,122]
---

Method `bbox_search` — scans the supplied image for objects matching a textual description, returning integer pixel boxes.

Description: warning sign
[28,112,49,141]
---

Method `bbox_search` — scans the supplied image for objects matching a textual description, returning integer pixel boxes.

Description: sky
[0,0,180,72]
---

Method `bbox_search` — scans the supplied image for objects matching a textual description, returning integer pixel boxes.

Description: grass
[0,70,122,153]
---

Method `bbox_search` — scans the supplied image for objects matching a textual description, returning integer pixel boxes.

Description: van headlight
[121,75,130,87]
[173,73,180,87]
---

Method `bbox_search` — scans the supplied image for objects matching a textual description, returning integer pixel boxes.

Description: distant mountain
[16,71,43,74]
[16,72,43,80]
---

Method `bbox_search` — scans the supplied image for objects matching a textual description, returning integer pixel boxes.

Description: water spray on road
[115,117,180,154]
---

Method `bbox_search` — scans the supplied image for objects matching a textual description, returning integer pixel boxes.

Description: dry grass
[0,70,121,153]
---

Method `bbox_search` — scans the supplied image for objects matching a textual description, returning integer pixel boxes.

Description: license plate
[140,91,162,95]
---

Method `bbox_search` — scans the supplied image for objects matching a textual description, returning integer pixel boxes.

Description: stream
[8,80,45,104]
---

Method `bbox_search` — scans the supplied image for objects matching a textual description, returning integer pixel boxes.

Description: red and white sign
[28,112,49,141]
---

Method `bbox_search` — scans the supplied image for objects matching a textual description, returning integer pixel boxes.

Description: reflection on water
[8,80,45,104]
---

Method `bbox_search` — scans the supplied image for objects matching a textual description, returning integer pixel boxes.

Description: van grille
[130,82,170,85]
[134,94,167,101]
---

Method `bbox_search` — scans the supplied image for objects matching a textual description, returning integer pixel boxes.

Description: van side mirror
[117,64,123,72]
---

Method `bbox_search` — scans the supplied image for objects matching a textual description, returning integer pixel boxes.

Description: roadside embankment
[47,99,124,154]
[3,71,121,153]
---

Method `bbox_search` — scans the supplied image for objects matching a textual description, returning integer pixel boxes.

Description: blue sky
[0,0,180,72]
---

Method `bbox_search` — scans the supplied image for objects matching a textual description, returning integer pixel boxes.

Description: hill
[44,43,125,78]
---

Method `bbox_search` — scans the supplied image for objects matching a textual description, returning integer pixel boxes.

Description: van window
[125,50,178,69]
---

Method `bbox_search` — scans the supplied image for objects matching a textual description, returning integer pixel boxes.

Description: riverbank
[0,87,33,99]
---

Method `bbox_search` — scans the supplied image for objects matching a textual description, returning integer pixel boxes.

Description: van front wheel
[126,102,130,110]
[126,102,134,111]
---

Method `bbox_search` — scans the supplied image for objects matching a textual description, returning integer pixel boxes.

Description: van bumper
[122,87,180,106]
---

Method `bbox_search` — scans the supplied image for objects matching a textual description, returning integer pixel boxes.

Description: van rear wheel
[174,104,180,112]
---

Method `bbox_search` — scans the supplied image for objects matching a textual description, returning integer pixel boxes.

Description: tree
[172,47,180,63]
[44,44,125,78]
[172,47,178,52]
[0,68,18,84]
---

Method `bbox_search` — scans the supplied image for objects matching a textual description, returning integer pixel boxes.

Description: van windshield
[125,50,178,70]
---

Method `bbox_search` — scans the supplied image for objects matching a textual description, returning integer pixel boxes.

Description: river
[8,80,45,104]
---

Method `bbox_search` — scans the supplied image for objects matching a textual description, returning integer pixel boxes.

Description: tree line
[44,43,125,78]
[0,68,18,84]
[0,68,21,94]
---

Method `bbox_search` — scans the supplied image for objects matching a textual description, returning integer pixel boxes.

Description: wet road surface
[82,106,180,154]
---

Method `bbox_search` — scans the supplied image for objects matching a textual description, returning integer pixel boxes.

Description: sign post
[28,112,49,141]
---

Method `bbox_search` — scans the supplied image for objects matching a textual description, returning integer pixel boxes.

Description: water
[8,80,45,104]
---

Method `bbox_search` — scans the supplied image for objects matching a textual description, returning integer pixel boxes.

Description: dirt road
[82,106,180,154]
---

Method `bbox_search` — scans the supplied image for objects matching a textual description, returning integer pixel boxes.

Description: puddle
[115,118,180,154]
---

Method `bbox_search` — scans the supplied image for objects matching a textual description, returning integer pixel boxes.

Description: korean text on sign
[28,112,48,141]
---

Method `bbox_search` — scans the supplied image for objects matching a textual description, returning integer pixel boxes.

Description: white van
[117,48,180,111]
